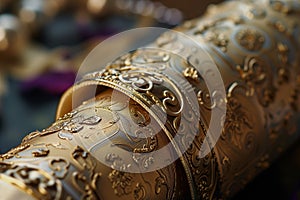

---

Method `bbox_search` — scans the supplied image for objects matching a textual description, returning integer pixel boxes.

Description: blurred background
[0,0,299,199]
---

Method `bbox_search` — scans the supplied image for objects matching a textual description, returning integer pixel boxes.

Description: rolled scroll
[1,0,300,199]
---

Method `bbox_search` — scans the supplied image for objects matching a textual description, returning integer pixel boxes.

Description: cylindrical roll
[1,0,300,199]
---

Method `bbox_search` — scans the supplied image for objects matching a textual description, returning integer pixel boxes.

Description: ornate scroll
[1,0,300,199]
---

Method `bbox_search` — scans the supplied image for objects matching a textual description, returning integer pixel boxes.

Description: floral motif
[108,169,133,196]
[235,28,265,51]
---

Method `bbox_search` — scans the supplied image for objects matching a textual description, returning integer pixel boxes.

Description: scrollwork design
[197,90,226,110]
[72,171,101,200]
[119,71,164,92]
[105,153,131,172]
[134,183,146,200]
[49,158,70,179]
[222,97,253,149]
[1,164,62,200]
[130,49,170,64]
[236,56,276,107]
[72,146,96,171]
[162,90,183,117]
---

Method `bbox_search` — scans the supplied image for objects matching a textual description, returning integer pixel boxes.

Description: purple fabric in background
[21,71,76,95]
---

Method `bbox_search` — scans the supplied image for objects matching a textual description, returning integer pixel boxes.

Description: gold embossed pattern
[0,0,300,199]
